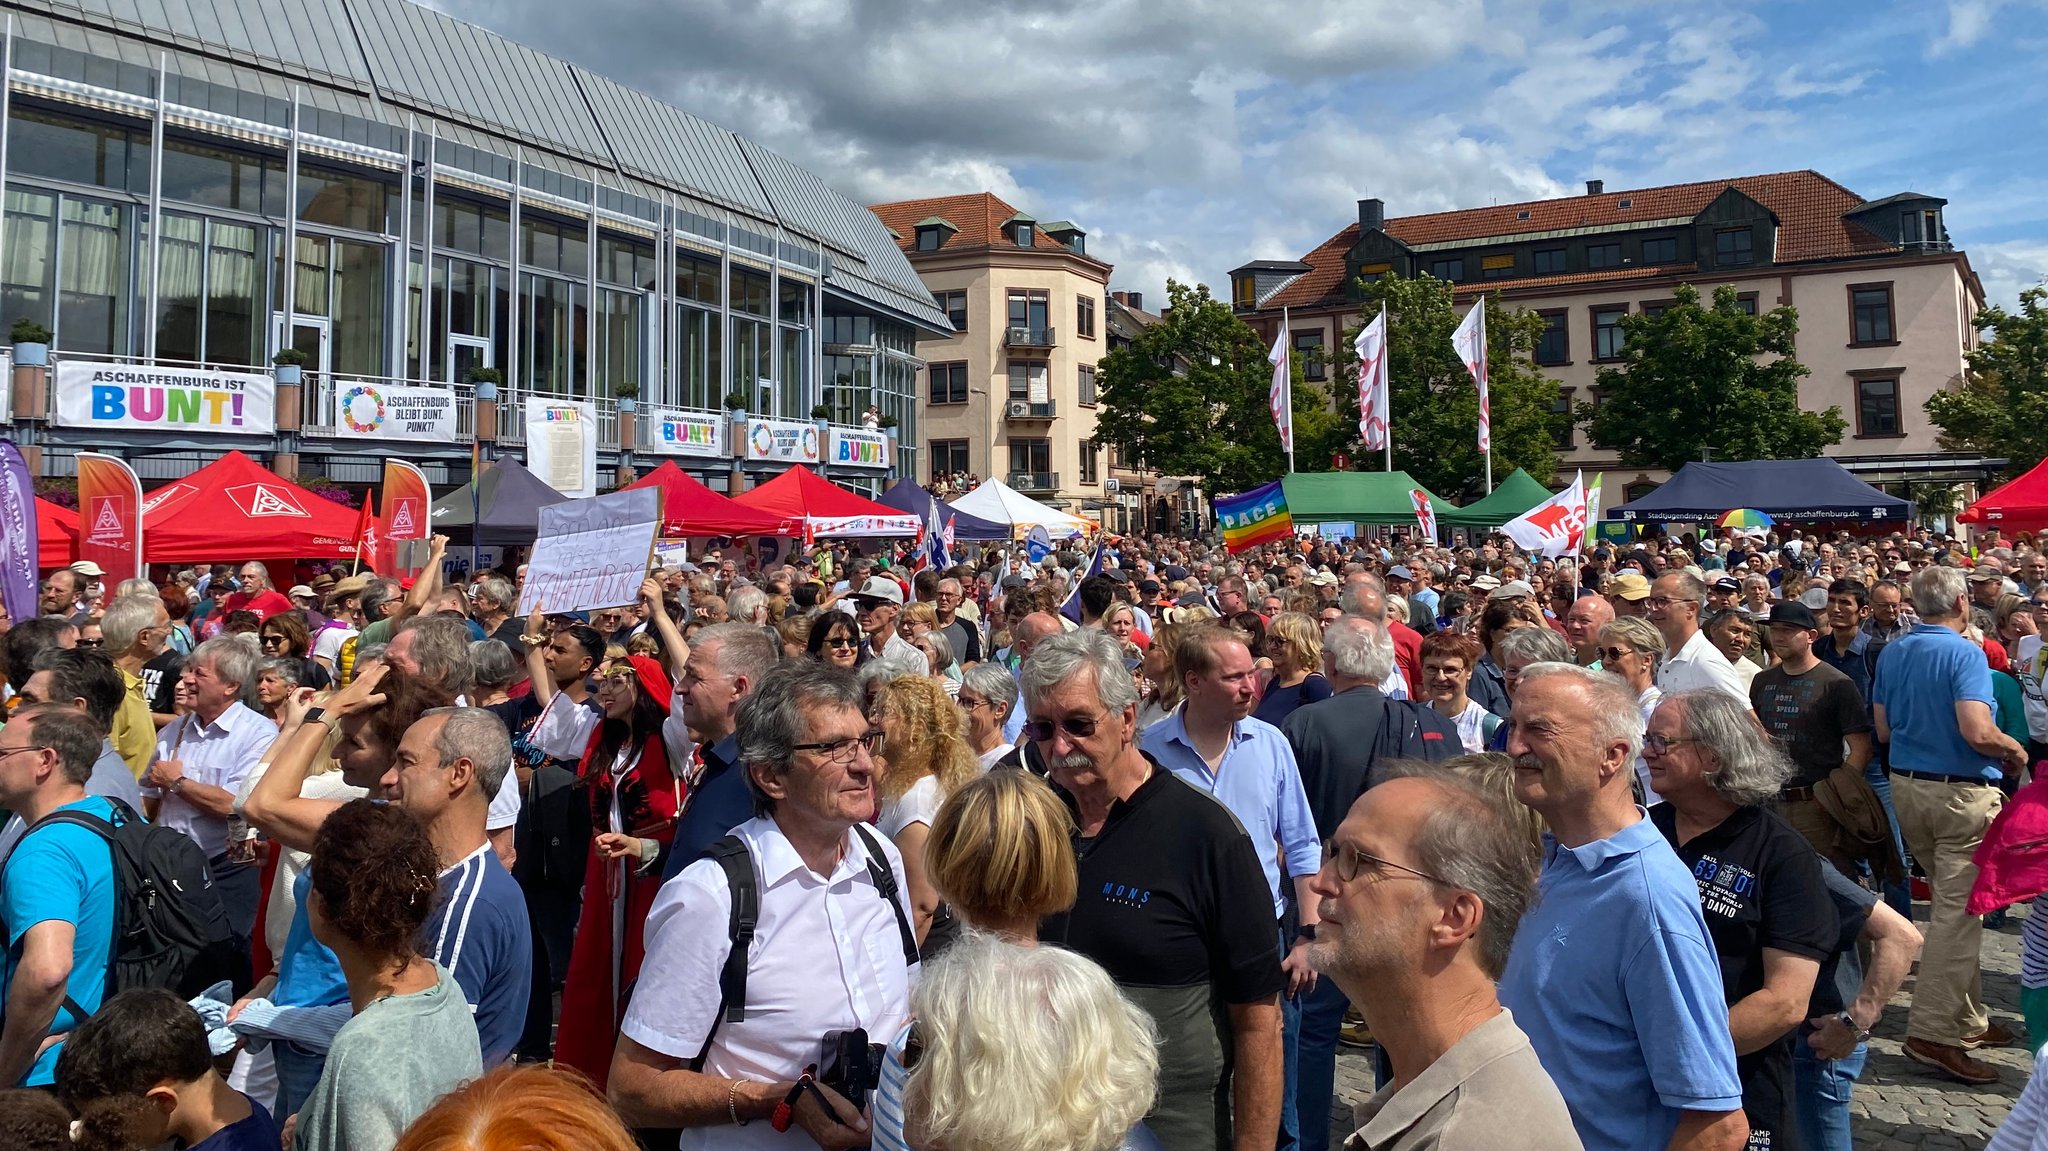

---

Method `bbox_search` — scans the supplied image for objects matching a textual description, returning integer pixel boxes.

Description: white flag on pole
[1409,488,1436,542]
[1355,306,1389,450]
[1268,315,1293,454]
[1451,300,1489,452]
[1501,471,1588,559]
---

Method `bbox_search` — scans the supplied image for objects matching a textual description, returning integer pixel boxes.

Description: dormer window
[1045,221,1087,254]
[912,216,957,252]
[1015,222,1034,247]
[1233,275,1256,308]
[1005,212,1037,248]
[1902,207,1944,248]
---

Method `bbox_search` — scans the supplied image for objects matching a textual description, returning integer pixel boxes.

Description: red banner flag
[75,452,144,583]
[354,491,385,576]
[380,459,430,575]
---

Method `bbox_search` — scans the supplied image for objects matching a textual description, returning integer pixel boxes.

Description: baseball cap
[1610,573,1652,601]
[1487,579,1535,601]
[1712,576,1741,594]
[856,576,905,606]
[1309,571,1340,587]
[1163,565,1190,582]
[1000,574,1030,590]
[1766,601,1820,630]
[287,584,316,600]
[1104,568,1131,584]
[68,560,106,578]
[1385,565,1414,581]
[1470,574,1502,592]
[1137,578,1162,594]
[1800,587,1830,610]
[1968,564,2003,583]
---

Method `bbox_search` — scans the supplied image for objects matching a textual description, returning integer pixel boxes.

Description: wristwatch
[169,776,187,795]
[1836,1010,1871,1042]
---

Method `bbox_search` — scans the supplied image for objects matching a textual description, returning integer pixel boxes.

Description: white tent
[951,479,1095,538]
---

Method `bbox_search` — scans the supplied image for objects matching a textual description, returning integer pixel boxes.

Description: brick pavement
[1327,902,2037,1149]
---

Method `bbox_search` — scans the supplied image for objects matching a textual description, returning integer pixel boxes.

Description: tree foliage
[1322,275,1561,498]
[1925,285,2048,478]
[1092,280,1346,498]
[1580,283,1841,471]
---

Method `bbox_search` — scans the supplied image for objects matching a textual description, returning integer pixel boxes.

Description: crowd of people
[8,519,2048,1150]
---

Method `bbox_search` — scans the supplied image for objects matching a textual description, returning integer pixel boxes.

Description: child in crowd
[56,987,280,1151]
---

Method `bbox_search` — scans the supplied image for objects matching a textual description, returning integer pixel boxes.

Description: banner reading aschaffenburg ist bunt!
[53,362,275,436]
[1216,480,1293,555]
[75,452,143,583]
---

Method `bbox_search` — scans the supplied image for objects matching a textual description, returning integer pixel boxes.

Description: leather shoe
[1903,1037,2001,1085]
[1962,1020,2019,1050]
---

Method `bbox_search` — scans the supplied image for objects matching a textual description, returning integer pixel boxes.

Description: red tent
[732,466,921,538]
[37,498,78,569]
[1961,458,2048,533]
[142,451,362,562]
[622,461,787,537]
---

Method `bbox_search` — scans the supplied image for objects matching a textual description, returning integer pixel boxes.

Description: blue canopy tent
[430,458,571,545]
[1611,459,1912,523]
[876,479,1009,540]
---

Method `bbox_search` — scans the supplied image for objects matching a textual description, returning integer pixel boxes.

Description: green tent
[1278,471,1453,525]
[1438,468,1556,528]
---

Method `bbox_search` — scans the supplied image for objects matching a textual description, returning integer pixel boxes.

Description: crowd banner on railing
[51,361,276,436]
[646,410,729,458]
[525,399,598,498]
[1216,479,1293,555]
[742,417,822,464]
[827,427,893,469]
[335,382,458,443]
[517,487,661,616]
[76,452,143,583]
[0,441,38,624]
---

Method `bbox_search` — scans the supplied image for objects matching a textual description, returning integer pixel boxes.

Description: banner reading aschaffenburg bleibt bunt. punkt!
[335,383,457,443]
[52,361,275,436]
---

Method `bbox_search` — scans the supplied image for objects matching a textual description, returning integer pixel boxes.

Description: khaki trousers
[1890,772,2003,1046]
[1776,795,1855,877]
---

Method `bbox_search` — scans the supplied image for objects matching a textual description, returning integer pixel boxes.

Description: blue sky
[448,0,2048,311]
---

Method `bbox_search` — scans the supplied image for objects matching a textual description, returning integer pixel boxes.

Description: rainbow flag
[1216,480,1294,555]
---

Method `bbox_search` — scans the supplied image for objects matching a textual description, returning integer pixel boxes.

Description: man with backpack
[0,704,119,1085]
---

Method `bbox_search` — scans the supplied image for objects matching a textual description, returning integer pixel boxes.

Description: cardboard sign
[517,486,661,616]
[53,361,275,435]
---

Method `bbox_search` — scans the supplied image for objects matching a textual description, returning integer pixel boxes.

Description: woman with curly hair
[871,674,980,949]
[295,799,477,1151]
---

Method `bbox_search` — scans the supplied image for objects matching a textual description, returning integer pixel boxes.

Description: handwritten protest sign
[516,486,661,616]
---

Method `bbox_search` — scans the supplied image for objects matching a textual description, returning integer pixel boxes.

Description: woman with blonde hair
[871,675,980,947]
[394,1065,636,1151]
[1135,621,1187,730]
[1253,611,1330,726]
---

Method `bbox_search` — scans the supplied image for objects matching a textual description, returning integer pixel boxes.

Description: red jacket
[1969,774,2048,914]
[1390,620,1423,688]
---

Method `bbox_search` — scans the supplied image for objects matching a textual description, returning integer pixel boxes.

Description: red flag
[354,492,386,575]
[75,452,144,583]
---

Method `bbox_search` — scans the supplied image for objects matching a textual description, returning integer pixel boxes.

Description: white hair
[1516,661,1645,762]
[1323,616,1394,683]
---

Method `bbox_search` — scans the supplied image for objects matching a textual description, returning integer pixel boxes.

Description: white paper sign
[524,399,598,499]
[647,410,729,458]
[53,360,276,435]
[827,427,893,469]
[741,418,822,463]
[334,382,458,442]
[517,487,662,616]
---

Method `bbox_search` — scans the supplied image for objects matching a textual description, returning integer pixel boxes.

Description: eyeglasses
[1645,596,1681,609]
[1596,646,1638,663]
[958,695,988,711]
[1321,841,1454,887]
[0,745,49,763]
[1022,711,1112,742]
[791,729,883,764]
[1642,733,1702,755]
[75,637,105,648]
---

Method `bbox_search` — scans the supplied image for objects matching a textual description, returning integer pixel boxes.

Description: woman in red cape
[552,654,686,1088]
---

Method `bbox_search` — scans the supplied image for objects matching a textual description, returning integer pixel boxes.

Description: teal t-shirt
[1,796,116,1084]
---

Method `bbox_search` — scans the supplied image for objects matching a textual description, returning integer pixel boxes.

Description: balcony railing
[1003,398,1057,421]
[1004,326,1057,349]
[1008,471,1058,492]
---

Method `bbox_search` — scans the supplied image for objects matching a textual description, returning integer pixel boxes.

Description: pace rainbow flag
[1216,479,1294,555]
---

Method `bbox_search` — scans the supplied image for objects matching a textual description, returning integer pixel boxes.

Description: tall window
[1077,294,1096,338]
[1857,377,1901,436]
[1641,236,1677,263]
[1078,364,1097,405]
[1008,290,1049,338]
[1586,243,1621,269]
[1715,228,1754,266]
[1535,310,1569,365]
[1533,248,1567,275]
[932,290,967,332]
[1079,440,1100,484]
[1009,440,1051,481]
[928,361,968,404]
[1851,284,1895,345]
[1008,362,1048,401]
[929,439,970,479]
[1592,305,1629,361]
[1551,390,1575,449]
[1233,275,1256,308]
[1293,330,1326,381]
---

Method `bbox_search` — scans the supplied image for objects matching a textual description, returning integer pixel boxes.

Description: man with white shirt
[609,662,918,1150]
[142,634,278,957]
[1648,572,1751,707]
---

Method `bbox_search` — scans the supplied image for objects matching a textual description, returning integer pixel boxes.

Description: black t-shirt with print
[1750,660,1870,788]
[142,649,185,714]
[1652,802,1837,1148]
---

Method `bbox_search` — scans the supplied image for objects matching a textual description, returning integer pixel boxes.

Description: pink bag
[1969,773,2048,915]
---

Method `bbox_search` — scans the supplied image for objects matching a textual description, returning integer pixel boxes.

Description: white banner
[741,418,822,464]
[1501,471,1587,559]
[1355,307,1388,450]
[647,409,729,458]
[53,360,276,436]
[334,382,458,443]
[808,512,920,538]
[524,399,598,499]
[0,351,12,425]
[827,427,893,469]
[517,487,662,616]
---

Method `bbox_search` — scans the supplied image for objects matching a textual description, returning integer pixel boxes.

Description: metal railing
[1008,471,1059,491]
[1002,398,1057,420]
[1004,326,1057,348]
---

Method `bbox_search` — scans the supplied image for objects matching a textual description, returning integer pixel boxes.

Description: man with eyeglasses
[611,662,917,1150]
[1307,769,1582,1151]
[1026,629,1285,1151]
[1499,664,1748,1151]
[0,651,144,863]
[219,561,293,621]
[1647,572,1750,709]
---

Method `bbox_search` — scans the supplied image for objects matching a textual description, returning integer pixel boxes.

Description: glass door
[448,334,493,386]
[272,312,331,425]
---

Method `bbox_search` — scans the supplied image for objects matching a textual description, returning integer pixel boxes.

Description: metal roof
[570,66,773,218]
[11,0,374,89]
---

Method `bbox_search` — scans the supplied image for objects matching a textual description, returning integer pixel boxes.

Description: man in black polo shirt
[1024,629,1284,1151]
[1751,601,1872,875]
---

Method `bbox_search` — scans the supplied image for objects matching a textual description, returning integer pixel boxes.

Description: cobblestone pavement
[1329,902,2036,1149]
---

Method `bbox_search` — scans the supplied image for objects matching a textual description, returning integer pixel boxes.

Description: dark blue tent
[876,479,1010,540]
[1611,458,1912,523]
[429,458,570,544]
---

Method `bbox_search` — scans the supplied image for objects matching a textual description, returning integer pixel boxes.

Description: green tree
[1580,282,1842,471]
[1092,280,1346,497]
[1329,274,1561,498]
[1925,285,2048,478]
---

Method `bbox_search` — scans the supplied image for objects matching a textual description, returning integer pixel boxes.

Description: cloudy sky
[437,0,2048,311]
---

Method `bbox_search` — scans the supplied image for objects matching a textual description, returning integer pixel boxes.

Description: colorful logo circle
[341,385,386,434]
[750,421,775,455]
[801,427,819,459]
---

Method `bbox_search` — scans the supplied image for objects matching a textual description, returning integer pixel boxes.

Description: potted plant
[877,412,899,433]
[722,389,751,420]
[810,402,833,429]
[10,318,50,367]
[272,346,308,386]
[466,366,503,402]
[613,380,641,414]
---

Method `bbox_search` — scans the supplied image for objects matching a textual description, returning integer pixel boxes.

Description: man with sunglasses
[851,576,919,668]
[1026,629,1285,1151]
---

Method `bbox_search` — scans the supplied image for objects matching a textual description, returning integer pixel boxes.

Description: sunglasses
[1021,711,1111,742]
[260,634,287,648]
[824,636,859,649]
[1596,647,1637,663]
[76,637,105,648]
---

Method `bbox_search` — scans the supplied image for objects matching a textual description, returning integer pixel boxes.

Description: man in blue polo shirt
[1140,624,1322,1151]
[0,704,116,1086]
[1874,565,2028,1085]
[1499,664,1747,1151]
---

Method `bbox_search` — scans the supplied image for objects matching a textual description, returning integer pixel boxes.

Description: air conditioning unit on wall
[1008,401,1031,418]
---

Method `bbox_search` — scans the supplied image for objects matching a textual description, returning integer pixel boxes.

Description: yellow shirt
[111,667,156,780]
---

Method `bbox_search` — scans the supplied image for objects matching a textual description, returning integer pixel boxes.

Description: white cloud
[1972,240,2048,311]
[1933,0,2001,54]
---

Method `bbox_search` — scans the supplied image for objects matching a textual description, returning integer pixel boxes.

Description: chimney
[1110,291,1126,306]
[1358,198,1384,232]
[1126,291,1141,311]
[1585,179,1604,196]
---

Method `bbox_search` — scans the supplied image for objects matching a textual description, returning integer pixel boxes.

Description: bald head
[1340,572,1386,621]
[1014,612,1064,659]
[1562,593,1615,664]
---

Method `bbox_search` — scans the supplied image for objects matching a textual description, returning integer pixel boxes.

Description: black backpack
[8,799,242,1015]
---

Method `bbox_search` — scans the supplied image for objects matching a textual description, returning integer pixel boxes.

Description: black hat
[1766,601,1820,630]
[1137,578,1163,594]
[1712,576,1742,594]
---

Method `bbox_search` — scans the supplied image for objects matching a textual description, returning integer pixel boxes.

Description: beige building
[870,193,1114,519]
[1230,171,1992,504]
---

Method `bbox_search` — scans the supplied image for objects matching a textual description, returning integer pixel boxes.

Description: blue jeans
[1866,757,1912,918]
[1792,1034,1866,1151]
[1295,976,1348,1151]
[1276,930,1301,1151]
[271,1040,328,1121]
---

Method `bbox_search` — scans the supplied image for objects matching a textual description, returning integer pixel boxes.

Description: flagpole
[1282,307,1295,474]
[1380,303,1393,473]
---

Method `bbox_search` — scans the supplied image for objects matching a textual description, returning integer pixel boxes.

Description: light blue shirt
[1139,706,1322,918]
[1498,814,1743,1151]
[2,796,117,1084]
[146,702,279,859]
[1874,622,2000,781]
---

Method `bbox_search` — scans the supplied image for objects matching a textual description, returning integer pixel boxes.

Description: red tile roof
[1264,170,1902,310]
[868,192,1074,255]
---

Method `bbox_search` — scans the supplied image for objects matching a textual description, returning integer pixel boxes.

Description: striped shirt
[426,844,532,1065]
[2023,904,2048,992]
